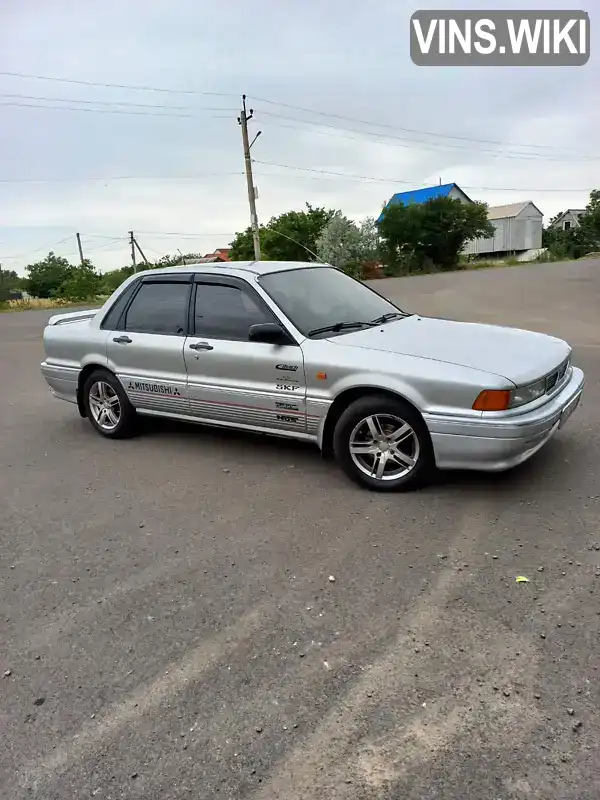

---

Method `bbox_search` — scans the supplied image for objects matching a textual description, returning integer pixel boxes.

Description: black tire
[333,394,433,492]
[82,369,137,439]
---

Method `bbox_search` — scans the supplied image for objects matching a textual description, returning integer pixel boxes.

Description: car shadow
[138,415,320,460]
[135,416,575,498]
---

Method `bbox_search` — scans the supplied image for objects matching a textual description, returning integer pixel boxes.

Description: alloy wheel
[88,381,121,431]
[348,413,420,481]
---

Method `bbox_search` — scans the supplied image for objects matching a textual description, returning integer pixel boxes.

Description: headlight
[473,379,546,411]
[508,377,547,409]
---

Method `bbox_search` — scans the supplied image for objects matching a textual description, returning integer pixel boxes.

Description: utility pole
[133,236,149,266]
[129,230,137,273]
[76,233,85,265]
[238,95,262,260]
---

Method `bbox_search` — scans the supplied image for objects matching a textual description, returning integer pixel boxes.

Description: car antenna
[268,229,321,261]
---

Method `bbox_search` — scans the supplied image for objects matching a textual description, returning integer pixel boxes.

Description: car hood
[335,315,570,385]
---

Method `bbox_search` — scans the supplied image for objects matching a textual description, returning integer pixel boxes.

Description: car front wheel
[333,395,433,491]
[83,369,137,439]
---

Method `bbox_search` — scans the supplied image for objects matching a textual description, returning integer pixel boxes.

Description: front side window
[123,281,189,335]
[193,283,271,340]
[259,266,405,337]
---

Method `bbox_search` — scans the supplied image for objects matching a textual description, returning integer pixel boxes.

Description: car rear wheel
[333,394,433,491]
[83,369,137,439]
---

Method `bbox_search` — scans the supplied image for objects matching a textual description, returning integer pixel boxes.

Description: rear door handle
[113,335,132,344]
[189,341,214,351]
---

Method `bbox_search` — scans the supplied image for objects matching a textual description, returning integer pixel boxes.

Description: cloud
[0,0,598,272]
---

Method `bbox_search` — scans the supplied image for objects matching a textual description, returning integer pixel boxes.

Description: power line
[261,117,596,163]
[0,100,233,120]
[3,94,591,162]
[249,95,592,155]
[255,109,598,162]
[83,238,128,253]
[0,70,236,98]
[79,232,135,240]
[253,160,594,192]
[0,232,232,263]
[134,230,235,237]
[0,172,244,184]
[0,92,237,112]
[0,70,592,156]
[0,235,74,261]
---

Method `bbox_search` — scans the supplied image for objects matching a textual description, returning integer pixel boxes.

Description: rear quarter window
[101,281,140,330]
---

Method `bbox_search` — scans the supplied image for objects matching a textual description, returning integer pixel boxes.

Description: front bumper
[425,367,585,472]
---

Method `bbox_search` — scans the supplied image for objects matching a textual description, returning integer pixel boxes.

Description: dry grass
[0,297,102,313]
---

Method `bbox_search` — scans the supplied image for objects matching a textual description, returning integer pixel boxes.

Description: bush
[340,261,364,279]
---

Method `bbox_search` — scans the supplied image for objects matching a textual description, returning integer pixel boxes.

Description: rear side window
[101,280,139,330]
[193,283,271,340]
[123,282,189,335]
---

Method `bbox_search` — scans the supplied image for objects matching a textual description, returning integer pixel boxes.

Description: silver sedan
[41,261,584,491]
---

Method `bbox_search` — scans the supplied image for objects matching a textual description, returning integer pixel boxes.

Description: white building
[549,209,585,231]
[463,201,543,257]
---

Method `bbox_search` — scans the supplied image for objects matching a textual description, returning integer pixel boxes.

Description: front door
[106,274,191,416]
[184,276,306,433]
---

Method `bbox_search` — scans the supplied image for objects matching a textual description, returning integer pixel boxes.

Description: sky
[0,0,598,274]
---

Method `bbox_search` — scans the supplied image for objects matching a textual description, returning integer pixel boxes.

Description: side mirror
[248,322,290,345]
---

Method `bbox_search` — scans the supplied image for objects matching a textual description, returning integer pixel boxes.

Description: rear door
[184,275,307,433]
[105,274,191,416]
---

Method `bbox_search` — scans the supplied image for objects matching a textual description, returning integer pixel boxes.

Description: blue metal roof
[377,183,470,222]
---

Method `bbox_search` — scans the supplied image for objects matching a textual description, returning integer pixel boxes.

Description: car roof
[136,260,330,279]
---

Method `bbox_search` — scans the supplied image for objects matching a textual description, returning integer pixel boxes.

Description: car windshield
[258,266,407,337]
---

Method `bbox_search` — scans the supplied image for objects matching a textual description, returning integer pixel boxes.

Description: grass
[0,297,104,313]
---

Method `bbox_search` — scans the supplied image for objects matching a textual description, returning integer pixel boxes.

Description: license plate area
[559,393,581,428]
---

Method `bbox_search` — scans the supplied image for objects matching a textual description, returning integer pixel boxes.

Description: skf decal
[275,401,299,411]
[276,363,298,372]
[275,376,300,392]
[277,414,299,424]
[127,381,181,397]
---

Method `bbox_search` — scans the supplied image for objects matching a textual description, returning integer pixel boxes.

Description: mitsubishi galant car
[41,261,584,491]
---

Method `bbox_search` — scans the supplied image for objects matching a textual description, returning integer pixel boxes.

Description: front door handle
[189,341,214,351]
[113,335,132,344]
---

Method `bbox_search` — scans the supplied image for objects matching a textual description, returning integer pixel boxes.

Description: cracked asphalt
[1,259,599,799]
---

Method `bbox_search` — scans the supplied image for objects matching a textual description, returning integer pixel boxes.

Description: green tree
[229,203,336,261]
[358,217,380,263]
[229,227,256,260]
[58,260,101,301]
[376,202,429,274]
[378,197,494,273]
[0,268,25,300]
[579,189,600,245]
[542,191,600,260]
[316,213,381,274]
[0,268,24,291]
[25,252,75,298]
[542,226,592,260]
[99,266,135,295]
[153,252,204,268]
[316,212,364,268]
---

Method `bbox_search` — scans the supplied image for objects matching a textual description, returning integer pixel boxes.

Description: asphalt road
[1,259,599,800]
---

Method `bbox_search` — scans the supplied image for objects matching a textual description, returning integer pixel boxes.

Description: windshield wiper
[368,311,409,325]
[308,320,376,337]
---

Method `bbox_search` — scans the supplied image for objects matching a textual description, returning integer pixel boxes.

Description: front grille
[545,357,570,395]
